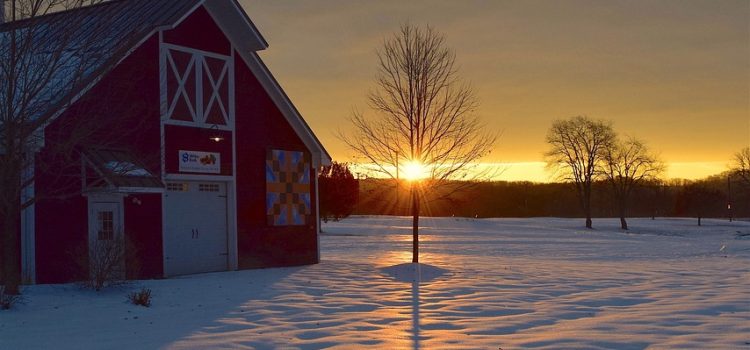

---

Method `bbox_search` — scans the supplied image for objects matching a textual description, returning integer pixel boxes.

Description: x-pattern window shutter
[202,56,230,125]
[164,46,231,126]
[166,49,197,122]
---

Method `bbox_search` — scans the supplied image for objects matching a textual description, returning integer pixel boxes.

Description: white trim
[314,166,321,262]
[164,173,234,182]
[159,31,169,279]
[161,44,234,128]
[160,180,168,279]
[195,52,204,122]
[165,50,198,121]
[228,49,236,125]
[161,43,232,60]
[84,187,165,194]
[228,45,239,271]
[202,56,231,125]
[227,181,238,271]
[87,197,125,278]
[159,31,168,120]
[20,154,36,284]
[162,119,233,130]
[84,193,129,200]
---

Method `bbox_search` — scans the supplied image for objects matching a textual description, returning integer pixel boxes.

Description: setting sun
[401,161,428,181]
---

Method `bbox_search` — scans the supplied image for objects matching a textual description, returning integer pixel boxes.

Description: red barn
[3,0,330,284]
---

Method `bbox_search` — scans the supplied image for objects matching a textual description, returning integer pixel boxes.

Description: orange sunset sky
[242,0,750,182]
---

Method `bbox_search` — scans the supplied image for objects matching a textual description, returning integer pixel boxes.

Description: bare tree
[341,24,496,263]
[601,137,664,230]
[545,116,615,229]
[731,147,750,186]
[676,182,724,226]
[0,0,132,294]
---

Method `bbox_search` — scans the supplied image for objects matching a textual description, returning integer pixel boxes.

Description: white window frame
[160,43,235,130]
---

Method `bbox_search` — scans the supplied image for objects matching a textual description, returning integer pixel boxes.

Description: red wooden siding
[163,6,231,56]
[35,35,163,283]
[124,194,163,279]
[234,54,318,268]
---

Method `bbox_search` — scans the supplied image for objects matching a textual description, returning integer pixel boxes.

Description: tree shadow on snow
[381,263,449,350]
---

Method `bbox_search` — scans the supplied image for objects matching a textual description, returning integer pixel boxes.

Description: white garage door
[164,181,228,276]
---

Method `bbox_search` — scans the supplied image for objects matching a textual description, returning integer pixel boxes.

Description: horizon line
[345,161,731,183]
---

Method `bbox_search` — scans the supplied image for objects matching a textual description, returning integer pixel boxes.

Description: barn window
[198,183,220,192]
[167,182,189,192]
[97,211,114,240]
[162,45,233,127]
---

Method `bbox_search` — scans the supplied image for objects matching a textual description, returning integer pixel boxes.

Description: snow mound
[381,262,449,283]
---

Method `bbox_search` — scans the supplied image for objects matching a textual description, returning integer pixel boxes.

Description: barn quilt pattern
[266,149,311,225]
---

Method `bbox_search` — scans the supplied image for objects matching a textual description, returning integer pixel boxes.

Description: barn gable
[0,0,328,164]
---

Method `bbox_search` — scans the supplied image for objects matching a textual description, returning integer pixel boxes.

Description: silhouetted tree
[319,162,359,223]
[341,24,496,263]
[601,137,664,230]
[675,183,723,226]
[731,147,750,187]
[545,116,615,229]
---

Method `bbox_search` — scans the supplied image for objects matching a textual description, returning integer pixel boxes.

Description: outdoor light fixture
[208,124,224,142]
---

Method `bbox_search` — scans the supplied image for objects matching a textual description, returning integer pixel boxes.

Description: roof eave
[203,0,268,52]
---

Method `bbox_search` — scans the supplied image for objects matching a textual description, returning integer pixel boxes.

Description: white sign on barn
[179,150,220,174]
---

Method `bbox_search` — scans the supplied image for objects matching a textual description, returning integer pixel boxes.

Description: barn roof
[1,0,203,126]
[1,0,330,165]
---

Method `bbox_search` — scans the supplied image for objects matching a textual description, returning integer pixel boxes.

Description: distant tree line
[351,174,748,223]
[322,142,749,226]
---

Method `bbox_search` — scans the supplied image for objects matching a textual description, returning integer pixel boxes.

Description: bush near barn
[319,162,359,222]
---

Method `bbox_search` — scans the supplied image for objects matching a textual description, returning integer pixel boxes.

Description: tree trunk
[411,185,419,263]
[2,203,21,295]
[1,140,22,295]
[619,199,628,230]
[583,185,593,229]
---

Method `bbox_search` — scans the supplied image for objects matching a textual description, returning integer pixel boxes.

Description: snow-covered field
[2,217,749,349]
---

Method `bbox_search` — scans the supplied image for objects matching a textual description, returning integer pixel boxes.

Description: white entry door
[89,201,125,278]
[164,182,228,276]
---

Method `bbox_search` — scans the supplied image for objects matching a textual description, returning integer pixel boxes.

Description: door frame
[86,194,126,278]
[162,177,236,276]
